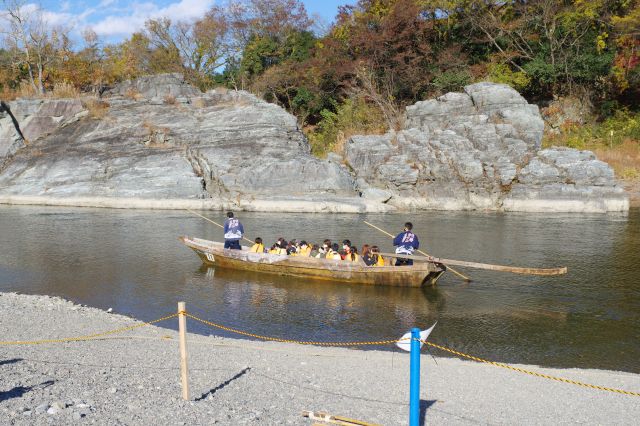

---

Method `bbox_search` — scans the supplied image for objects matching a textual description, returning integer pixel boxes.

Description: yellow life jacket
[249,243,264,253]
[298,246,311,257]
[345,253,360,263]
[375,255,385,266]
[327,250,341,260]
[269,247,286,255]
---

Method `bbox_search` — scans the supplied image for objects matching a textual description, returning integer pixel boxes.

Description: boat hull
[180,237,445,287]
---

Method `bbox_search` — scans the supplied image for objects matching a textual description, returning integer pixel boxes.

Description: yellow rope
[420,340,640,397]
[2,308,638,398]
[0,312,179,345]
[186,313,404,346]
[185,313,640,397]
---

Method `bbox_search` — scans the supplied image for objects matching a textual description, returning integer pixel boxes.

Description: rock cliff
[0,75,629,212]
[346,83,628,212]
[0,74,364,212]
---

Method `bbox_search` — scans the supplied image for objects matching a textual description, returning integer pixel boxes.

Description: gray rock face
[345,82,627,212]
[1,99,85,161]
[0,78,629,212]
[105,73,201,102]
[0,74,355,206]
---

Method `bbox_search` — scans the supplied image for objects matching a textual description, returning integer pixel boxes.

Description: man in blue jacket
[223,211,244,250]
[393,222,419,266]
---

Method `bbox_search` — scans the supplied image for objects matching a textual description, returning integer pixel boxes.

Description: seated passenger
[317,239,332,258]
[298,241,312,257]
[327,243,342,260]
[340,239,352,260]
[287,240,298,256]
[269,239,287,255]
[309,244,320,258]
[370,246,385,266]
[249,237,265,253]
[344,245,361,263]
[362,244,375,266]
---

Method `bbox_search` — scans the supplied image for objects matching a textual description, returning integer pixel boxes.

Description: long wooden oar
[363,220,472,282]
[378,252,567,276]
[186,209,254,245]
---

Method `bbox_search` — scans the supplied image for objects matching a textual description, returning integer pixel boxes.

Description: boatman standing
[223,211,244,250]
[393,222,419,266]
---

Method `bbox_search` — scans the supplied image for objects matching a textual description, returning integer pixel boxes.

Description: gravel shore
[1,292,638,425]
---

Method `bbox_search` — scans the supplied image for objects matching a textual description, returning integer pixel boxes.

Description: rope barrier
[185,313,405,346]
[420,339,640,397]
[185,312,640,398]
[1,307,638,398]
[0,312,179,345]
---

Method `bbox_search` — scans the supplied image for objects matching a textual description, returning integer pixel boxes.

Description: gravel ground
[1,292,638,425]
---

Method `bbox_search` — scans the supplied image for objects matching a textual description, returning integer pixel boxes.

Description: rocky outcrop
[0,76,629,212]
[0,75,366,211]
[105,72,201,102]
[345,82,628,212]
[0,98,84,164]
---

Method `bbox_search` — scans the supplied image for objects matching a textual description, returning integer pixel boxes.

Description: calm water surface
[0,206,638,372]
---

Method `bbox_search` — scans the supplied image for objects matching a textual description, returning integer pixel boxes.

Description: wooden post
[178,301,189,400]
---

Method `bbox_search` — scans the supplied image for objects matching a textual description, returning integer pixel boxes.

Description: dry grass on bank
[544,137,640,205]
[51,81,80,98]
[545,137,640,181]
[591,140,640,180]
[83,99,110,119]
[8,80,82,99]
[543,110,640,183]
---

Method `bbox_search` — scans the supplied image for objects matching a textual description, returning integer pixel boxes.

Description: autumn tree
[220,0,314,88]
[1,0,67,95]
[610,0,640,103]
[144,9,229,89]
[457,0,618,99]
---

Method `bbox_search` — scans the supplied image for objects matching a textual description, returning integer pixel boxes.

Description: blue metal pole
[409,327,421,426]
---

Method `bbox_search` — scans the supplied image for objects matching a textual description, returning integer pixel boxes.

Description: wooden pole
[178,301,190,400]
[378,252,567,276]
[363,220,472,282]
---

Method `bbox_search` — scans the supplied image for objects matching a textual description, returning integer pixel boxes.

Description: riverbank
[0,195,393,213]
[1,293,638,425]
[0,193,630,213]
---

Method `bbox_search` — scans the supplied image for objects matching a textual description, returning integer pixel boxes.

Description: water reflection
[193,266,446,339]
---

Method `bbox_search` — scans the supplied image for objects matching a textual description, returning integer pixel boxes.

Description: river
[0,205,638,373]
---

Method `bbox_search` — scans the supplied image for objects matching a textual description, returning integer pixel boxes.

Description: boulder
[21,99,85,142]
[345,82,627,212]
[1,98,85,161]
[105,73,201,101]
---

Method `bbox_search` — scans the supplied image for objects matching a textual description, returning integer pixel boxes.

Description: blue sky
[23,0,354,44]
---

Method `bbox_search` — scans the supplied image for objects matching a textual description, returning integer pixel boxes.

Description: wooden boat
[180,236,446,287]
